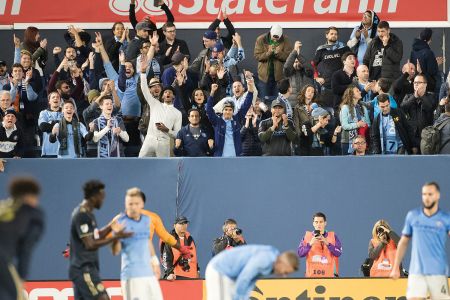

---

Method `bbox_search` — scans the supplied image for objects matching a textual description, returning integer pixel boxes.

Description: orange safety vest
[162,232,198,278]
[370,239,397,277]
[303,231,339,277]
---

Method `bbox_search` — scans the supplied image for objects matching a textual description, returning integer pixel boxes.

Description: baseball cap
[212,42,224,53]
[136,22,151,31]
[203,30,217,40]
[0,60,6,67]
[175,216,189,224]
[270,25,283,38]
[148,77,162,88]
[271,98,286,109]
[171,51,188,65]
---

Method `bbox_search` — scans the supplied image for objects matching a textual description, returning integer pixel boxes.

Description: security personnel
[160,216,199,280]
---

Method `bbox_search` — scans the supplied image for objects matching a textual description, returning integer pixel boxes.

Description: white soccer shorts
[205,264,236,300]
[407,274,450,299]
[121,276,163,300]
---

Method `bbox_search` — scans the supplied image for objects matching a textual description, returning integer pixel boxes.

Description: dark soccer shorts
[70,265,108,300]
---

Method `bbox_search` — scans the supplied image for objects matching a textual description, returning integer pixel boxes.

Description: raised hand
[40,38,48,49]
[94,32,103,46]
[210,83,219,94]
[24,69,32,83]
[119,51,126,65]
[150,31,159,46]
[13,34,21,48]
[53,46,62,55]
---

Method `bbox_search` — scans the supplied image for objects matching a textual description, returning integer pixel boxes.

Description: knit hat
[203,30,217,40]
[4,108,16,118]
[0,60,6,66]
[420,28,433,42]
[270,25,283,38]
[311,107,330,119]
[87,89,100,103]
[161,86,176,96]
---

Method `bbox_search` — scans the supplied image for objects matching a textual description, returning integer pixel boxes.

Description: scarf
[379,114,402,154]
[353,11,380,55]
[58,116,81,157]
[96,115,120,158]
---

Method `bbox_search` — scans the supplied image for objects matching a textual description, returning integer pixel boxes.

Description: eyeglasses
[272,35,280,39]
[413,81,426,85]
[354,141,366,145]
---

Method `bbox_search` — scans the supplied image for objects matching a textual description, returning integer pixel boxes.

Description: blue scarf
[96,115,120,158]
[379,114,402,154]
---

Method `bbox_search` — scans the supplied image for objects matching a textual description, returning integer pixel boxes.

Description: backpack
[420,118,450,154]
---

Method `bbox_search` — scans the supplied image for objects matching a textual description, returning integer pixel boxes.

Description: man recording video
[297,212,342,277]
[212,218,246,256]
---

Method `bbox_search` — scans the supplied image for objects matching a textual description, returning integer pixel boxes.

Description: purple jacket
[297,231,342,257]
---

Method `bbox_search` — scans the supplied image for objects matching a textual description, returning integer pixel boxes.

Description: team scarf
[96,115,120,158]
[58,116,82,157]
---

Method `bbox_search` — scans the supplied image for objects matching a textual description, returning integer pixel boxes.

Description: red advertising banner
[0,0,448,28]
[24,280,203,300]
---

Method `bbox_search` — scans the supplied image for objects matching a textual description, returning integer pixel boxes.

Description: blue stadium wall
[1,156,450,280]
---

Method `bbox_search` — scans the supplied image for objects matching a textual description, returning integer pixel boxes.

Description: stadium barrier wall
[1,157,450,280]
[26,278,450,300]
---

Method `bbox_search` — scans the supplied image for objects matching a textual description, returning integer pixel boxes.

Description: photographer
[368,220,401,277]
[212,218,246,256]
[160,216,199,280]
[297,212,342,277]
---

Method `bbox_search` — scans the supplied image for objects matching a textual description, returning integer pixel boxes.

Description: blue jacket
[206,92,253,157]
[173,125,212,157]
[209,245,279,300]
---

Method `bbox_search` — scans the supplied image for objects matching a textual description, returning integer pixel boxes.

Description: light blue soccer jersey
[402,208,450,275]
[209,245,279,300]
[117,213,153,280]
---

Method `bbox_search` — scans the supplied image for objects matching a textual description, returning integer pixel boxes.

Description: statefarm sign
[0,0,447,28]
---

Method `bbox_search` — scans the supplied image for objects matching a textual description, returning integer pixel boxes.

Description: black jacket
[212,234,246,256]
[258,118,296,156]
[208,18,236,50]
[369,108,416,154]
[389,73,414,105]
[313,42,350,89]
[410,38,439,91]
[158,38,191,67]
[298,120,335,156]
[241,119,262,156]
[401,92,437,142]
[364,33,403,82]
[435,113,450,154]
[0,125,24,158]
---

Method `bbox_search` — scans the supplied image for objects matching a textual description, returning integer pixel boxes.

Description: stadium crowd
[0,2,450,166]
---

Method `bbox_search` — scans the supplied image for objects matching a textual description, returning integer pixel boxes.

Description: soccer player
[0,177,44,300]
[205,244,298,300]
[111,187,163,299]
[69,180,132,300]
[390,182,450,300]
[110,189,192,262]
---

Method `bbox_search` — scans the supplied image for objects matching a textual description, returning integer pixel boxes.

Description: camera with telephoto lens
[376,227,385,235]
[235,228,242,235]
[179,258,190,272]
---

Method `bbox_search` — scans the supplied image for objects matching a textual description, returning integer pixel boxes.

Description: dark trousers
[123,118,142,157]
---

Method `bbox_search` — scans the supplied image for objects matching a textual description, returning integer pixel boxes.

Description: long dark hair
[297,84,317,106]
[340,85,359,119]
[23,27,40,52]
